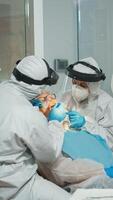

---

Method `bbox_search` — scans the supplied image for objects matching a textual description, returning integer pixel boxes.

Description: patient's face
[37,91,57,116]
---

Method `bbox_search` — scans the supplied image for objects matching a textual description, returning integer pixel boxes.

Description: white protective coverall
[60,57,113,150]
[0,56,70,200]
[38,57,113,190]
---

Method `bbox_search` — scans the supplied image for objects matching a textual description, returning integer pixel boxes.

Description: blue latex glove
[105,166,113,178]
[67,111,86,129]
[31,98,43,108]
[48,103,67,122]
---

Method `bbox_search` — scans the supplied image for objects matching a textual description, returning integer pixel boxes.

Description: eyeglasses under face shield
[72,79,88,88]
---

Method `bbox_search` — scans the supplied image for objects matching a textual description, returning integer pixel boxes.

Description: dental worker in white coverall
[0,55,71,200]
[61,57,113,149]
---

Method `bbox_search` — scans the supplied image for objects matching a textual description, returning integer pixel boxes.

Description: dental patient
[31,91,113,191]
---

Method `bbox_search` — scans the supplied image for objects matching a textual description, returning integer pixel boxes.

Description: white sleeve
[38,155,104,187]
[23,111,64,163]
[84,101,113,149]
[48,121,64,158]
[84,119,109,142]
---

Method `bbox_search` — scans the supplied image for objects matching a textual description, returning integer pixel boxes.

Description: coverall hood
[73,57,102,98]
[10,55,49,100]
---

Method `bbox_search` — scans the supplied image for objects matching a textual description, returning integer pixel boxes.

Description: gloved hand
[48,103,67,122]
[31,98,43,108]
[67,111,86,129]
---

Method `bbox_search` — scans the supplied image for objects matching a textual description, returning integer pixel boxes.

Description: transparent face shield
[44,74,72,99]
[56,74,73,99]
[61,75,72,93]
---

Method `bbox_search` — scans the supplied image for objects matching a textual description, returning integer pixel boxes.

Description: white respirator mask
[72,84,89,103]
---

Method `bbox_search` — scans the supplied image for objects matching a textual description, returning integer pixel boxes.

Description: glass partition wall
[0,0,34,81]
[75,0,113,96]
[43,0,113,96]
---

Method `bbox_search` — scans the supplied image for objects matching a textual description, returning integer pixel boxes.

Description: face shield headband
[65,61,106,82]
[13,59,59,86]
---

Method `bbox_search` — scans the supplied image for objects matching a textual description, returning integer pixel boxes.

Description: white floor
[70,189,113,200]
